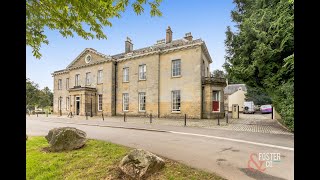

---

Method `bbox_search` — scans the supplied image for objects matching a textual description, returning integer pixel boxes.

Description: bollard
[217,114,220,126]
[150,113,152,124]
[124,113,126,122]
[271,106,274,119]
[46,111,48,117]
[102,112,104,121]
[36,113,38,117]
[184,114,187,126]
[86,112,88,120]
[226,111,228,124]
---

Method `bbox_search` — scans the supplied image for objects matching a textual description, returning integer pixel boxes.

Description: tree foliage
[26,0,163,59]
[245,86,272,105]
[224,0,294,131]
[212,69,226,78]
[26,78,53,111]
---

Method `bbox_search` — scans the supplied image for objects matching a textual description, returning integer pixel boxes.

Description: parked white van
[243,101,255,114]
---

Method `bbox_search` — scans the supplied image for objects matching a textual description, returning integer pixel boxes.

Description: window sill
[171,75,182,78]
[138,79,146,81]
[212,111,221,113]
[138,111,146,113]
[171,111,181,114]
[123,81,129,83]
[98,110,102,112]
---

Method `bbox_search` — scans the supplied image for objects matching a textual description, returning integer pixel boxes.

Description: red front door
[212,101,219,111]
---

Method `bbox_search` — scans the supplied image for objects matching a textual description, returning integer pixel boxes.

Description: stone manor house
[52,27,226,119]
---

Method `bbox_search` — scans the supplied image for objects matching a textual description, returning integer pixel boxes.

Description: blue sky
[26,0,236,90]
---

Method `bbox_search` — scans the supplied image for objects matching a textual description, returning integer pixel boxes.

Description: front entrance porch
[201,77,227,119]
[69,86,97,116]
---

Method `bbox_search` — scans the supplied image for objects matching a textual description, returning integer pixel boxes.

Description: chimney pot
[166,26,172,43]
[184,32,193,41]
[125,37,133,53]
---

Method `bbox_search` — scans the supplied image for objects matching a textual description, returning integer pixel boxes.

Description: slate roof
[224,84,247,95]
[52,37,212,75]
[111,38,207,60]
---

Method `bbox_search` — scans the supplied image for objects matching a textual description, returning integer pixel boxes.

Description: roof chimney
[125,37,133,53]
[184,32,193,41]
[166,26,172,43]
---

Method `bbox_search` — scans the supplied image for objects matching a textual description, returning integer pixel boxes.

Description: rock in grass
[119,149,165,179]
[45,127,86,152]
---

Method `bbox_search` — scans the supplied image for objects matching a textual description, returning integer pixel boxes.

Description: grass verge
[27,136,224,180]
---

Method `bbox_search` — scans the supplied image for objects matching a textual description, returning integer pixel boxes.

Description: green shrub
[271,80,294,132]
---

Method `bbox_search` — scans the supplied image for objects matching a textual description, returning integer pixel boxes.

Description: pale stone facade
[52,27,226,119]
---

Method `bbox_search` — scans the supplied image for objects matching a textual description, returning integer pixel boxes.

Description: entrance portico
[69,86,97,116]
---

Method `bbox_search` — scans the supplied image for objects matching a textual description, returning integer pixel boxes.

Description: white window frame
[172,59,181,77]
[86,72,91,85]
[138,92,146,112]
[97,70,103,84]
[66,97,70,110]
[212,91,220,112]
[58,79,62,90]
[123,93,129,111]
[75,74,80,86]
[98,94,103,111]
[171,90,181,112]
[66,78,69,89]
[139,64,146,80]
[123,67,129,82]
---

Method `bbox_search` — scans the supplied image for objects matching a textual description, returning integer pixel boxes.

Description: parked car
[260,105,272,114]
[243,101,255,114]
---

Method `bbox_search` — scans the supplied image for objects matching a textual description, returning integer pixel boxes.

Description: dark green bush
[272,80,294,132]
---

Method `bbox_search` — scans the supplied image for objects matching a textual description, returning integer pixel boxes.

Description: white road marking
[28,119,294,151]
[168,131,294,151]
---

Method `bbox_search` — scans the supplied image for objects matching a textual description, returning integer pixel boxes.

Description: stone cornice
[51,70,69,76]
[200,41,213,63]
[68,86,97,92]
[116,42,203,62]
[116,51,160,62]
[202,77,227,86]
[160,42,202,55]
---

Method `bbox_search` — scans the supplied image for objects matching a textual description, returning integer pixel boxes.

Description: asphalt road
[26,118,294,180]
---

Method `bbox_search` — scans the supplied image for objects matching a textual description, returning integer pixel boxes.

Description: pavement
[30,113,292,135]
[26,115,294,180]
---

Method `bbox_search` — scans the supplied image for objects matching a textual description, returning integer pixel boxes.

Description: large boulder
[119,149,165,179]
[45,127,86,152]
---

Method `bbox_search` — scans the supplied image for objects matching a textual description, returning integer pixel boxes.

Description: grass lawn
[27,136,225,180]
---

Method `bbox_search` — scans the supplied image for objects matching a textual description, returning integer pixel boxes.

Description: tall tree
[26,0,163,59]
[26,78,40,111]
[38,87,53,108]
[245,86,272,105]
[224,0,294,130]
[212,70,226,78]
[26,79,54,112]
